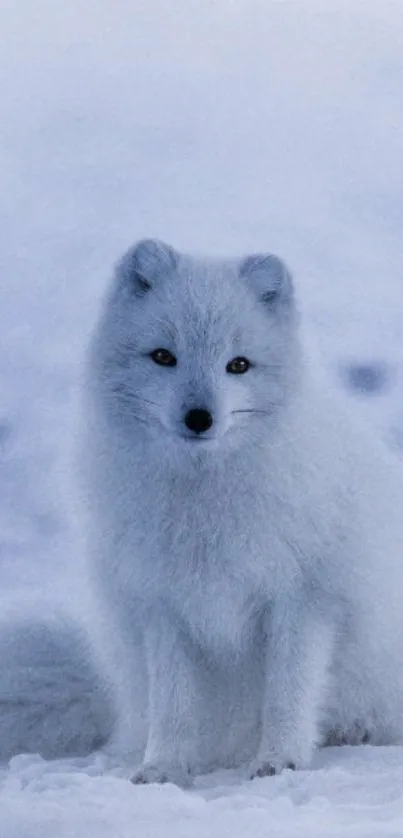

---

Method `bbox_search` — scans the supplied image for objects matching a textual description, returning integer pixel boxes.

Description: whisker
[110,385,159,409]
[231,409,272,416]
[131,394,159,408]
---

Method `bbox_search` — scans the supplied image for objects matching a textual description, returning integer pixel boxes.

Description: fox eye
[226,356,251,374]
[150,348,177,367]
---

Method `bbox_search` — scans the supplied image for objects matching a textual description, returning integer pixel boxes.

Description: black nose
[184,408,213,435]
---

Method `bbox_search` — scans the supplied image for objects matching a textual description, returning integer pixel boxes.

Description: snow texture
[1,0,403,834]
[2,748,403,837]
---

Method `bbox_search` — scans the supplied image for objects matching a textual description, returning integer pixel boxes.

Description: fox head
[90,238,302,456]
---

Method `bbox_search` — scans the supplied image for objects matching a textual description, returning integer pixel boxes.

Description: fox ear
[117,238,177,295]
[240,253,294,308]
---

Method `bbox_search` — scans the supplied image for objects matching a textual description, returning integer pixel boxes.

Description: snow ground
[2,747,403,838]
[1,0,403,834]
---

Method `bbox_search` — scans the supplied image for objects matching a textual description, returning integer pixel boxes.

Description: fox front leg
[131,606,199,787]
[251,591,334,778]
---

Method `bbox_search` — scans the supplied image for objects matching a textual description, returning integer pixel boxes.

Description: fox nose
[184,408,213,435]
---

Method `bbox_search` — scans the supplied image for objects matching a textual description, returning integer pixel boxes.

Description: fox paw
[131,761,192,788]
[249,757,296,779]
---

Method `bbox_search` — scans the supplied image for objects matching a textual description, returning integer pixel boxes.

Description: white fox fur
[0,613,112,762]
[73,238,403,786]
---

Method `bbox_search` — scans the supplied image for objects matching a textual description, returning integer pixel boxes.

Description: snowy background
[1,0,403,834]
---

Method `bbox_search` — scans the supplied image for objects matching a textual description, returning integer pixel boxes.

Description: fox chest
[134,485,300,649]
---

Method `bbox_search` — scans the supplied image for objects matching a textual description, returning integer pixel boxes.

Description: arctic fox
[77,238,403,786]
